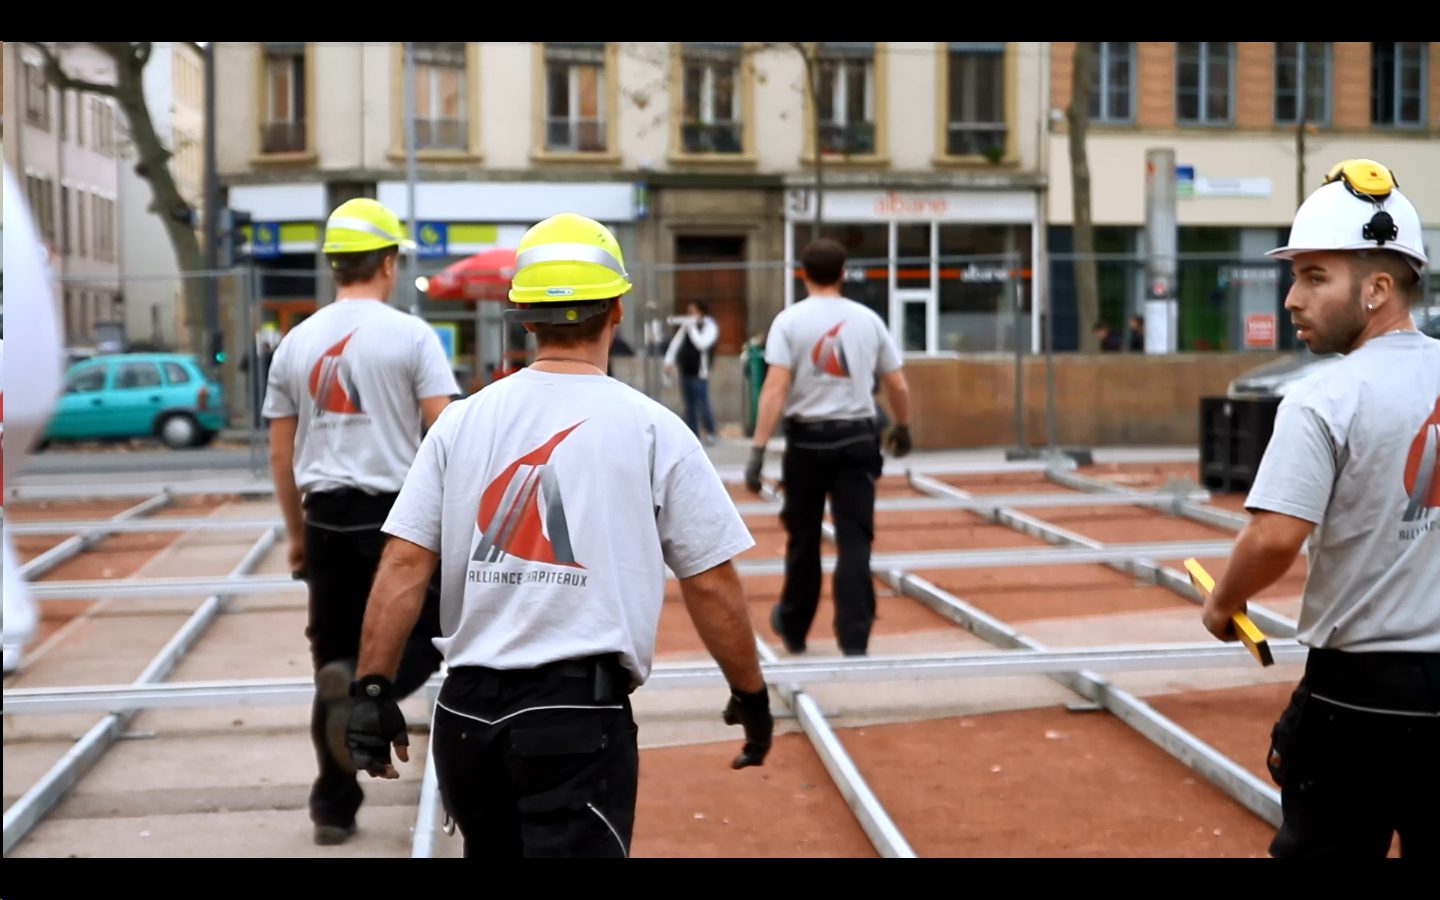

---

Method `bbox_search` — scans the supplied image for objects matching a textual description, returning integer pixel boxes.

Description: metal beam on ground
[1044,467,1249,533]
[19,492,173,580]
[3,642,1308,715]
[6,480,274,502]
[2,529,279,856]
[908,471,1298,638]
[8,517,283,536]
[751,638,917,859]
[730,488,1213,518]
[879,570,1284,828]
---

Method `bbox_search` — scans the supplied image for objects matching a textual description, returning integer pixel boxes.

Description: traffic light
[218,207,253,268]
[209,331,226,366]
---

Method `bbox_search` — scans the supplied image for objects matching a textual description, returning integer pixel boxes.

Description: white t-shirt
[381,367,756,686]
[1246,330,1440,652]
[262,299,459,494]
[765,295,902,422]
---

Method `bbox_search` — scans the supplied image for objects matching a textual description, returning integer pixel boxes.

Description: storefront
[784,187,1042,354]
[231,180,640,393]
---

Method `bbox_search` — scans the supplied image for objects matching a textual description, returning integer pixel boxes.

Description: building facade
[214,42,1049,405]
[1047,42,1440,352]
[3,42,124,351]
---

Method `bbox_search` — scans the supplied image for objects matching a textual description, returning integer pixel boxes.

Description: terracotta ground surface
[6,464,1311,857]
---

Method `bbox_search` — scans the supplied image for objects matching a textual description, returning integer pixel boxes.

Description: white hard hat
[1268,159,1428,271]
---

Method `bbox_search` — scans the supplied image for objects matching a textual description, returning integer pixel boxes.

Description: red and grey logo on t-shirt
[469,421,588,585]
[308,330,363,416]
[811,322,850,378]
[1401,396,1440,527]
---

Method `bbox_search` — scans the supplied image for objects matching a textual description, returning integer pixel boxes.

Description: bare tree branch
[25,41,121,98]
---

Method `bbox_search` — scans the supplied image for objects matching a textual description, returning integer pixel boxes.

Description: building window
[946,42,1006,156]
[25,59,50,129]
[1275,42,1330,126]
[816,43,876,155]
[77,189,88,258]
[60,186,71,256]
[261,43,307,153]
[412,42,468,150]
[1176,42,1233,125]
[681,43,743,154]
[91,100,117,157]
[1088,42,1134,123]
[1371,42,1427,127]
[544,43,608,152]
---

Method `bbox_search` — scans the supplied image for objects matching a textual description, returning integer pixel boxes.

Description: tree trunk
[795,43,824,241]
[1068,42,1100,353]
[32,42,208,356]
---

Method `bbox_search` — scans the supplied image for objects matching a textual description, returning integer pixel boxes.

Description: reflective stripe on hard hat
[326,216,407,248]
[515,242,628,279]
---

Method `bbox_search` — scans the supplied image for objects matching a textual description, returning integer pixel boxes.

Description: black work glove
[743,446,765,494]
[722,685,774,769]
[347,674,409,777]
[885,424,912,458]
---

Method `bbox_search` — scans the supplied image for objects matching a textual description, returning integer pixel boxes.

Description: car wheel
[159,414,200,449]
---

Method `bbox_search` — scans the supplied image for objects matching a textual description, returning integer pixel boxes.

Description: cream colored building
[215,42,1049,406]
[3,42,124,349]
[1045,42,1440,352]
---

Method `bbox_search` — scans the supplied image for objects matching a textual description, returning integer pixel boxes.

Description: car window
[66,366,107,393]
[163,362,192,385]
[1421,317,1440,339]
[115,362,163,390]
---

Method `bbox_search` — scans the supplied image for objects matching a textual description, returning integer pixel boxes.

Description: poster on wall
[1244,313,1277,349]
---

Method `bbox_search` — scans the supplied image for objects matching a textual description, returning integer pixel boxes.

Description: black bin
[1199,396,1281,494]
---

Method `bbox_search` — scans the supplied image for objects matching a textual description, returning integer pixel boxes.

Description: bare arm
[1203,510,1314,638]
[267,416,305,569]
[880,369,911,426]
[356,536,440,680]
[749,365,792,448]
[679,560,764,693]
[419,395,451,431]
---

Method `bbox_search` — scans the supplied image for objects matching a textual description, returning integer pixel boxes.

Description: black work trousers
[1268,648,1440,858]
[773,418,884,655]
[302,488,444,828]
[430,655,639,858]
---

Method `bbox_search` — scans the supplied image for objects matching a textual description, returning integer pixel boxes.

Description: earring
[1367,303,1375,310]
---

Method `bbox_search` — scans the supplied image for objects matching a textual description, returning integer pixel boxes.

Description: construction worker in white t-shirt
[1202,159,1439,858]
[262,197,461,846]
[344,212,773,858]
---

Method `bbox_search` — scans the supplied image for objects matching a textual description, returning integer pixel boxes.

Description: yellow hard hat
[506,213,632,322]
[322,198,415,255]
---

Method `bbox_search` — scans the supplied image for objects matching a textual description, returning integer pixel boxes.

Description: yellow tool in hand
[1184,558,1274,667]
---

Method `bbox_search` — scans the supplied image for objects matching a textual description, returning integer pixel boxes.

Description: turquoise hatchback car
[44,353,227,449]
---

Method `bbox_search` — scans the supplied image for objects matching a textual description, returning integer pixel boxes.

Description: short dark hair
[530,302,614,348]
[801,239,847,287]
[688,300,709,316]
[1354,250,1421,302]
[329,248,398,286]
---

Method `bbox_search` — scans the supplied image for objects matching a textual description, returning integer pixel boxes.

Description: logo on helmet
[546,287,575,297]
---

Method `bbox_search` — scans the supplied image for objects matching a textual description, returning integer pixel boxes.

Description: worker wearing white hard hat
[1203,159,1439,858]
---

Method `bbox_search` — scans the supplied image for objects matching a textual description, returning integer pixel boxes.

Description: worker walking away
[344,212,773,858]
[745,238,912,657]
[263,197,460,845]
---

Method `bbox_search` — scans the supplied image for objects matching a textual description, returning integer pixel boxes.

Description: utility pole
[403,42,419,315]
[203,41,220,358]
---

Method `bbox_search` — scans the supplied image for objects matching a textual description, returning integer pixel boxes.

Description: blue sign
[417,221,449,259]
[251,222,281,259]
[431,322,458,363]
[1176,165,1196,200]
